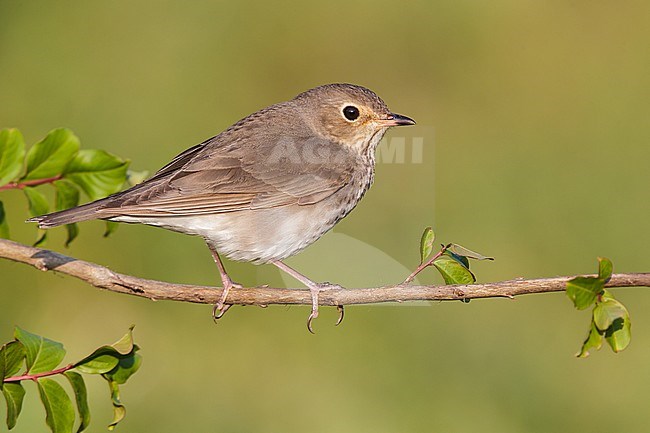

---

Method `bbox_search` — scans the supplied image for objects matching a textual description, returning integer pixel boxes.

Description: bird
[28,83,416,332]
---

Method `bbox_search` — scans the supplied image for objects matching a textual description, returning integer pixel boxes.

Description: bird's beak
[378,113,416,127]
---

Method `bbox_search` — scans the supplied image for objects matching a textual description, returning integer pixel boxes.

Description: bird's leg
[271,260,345,333]
[207,244,242,321]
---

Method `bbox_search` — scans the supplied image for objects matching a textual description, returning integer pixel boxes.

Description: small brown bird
[29,83,415,331]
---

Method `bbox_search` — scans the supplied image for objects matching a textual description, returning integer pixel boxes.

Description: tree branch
[1,238,649,307]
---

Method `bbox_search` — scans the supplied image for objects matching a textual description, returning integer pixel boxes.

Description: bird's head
[292,83,415,155]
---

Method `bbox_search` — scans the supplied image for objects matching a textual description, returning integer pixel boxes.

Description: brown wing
[99,109,355,217]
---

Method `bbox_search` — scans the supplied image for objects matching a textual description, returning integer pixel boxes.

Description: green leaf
[0,341,26,379]
[99,326,141,385]
[593,298,628,331]
[566,276,604,310]
[2,382,26,429]
[37,378,75,433]
[63,149,128,201]
[23,186,49,217]
[104,221,118,238]
[597,257,613,282]
[23,187,49,245]
[605,316,631,353]
[433,254,476,285]
[108,326,137,355]
[448,244,494,261]
[106,381,126,431]
[0,201,9,239]
[566,258,613,310]
[53,180,80,247]
[446,250,470,269]
[576,321,603,358]
[23,128,80,180]
[14,327,66,375]
[419,227,435,264]
[74,351,119,375]
[64,372,90,433]
[103,353,142,385]
[0,128,26,187]
[74,327,136,374]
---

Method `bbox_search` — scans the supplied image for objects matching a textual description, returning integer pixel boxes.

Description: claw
[307,310,318,334]
[211,282,241,323]
[335,305,345,326]
[212,302,232,322]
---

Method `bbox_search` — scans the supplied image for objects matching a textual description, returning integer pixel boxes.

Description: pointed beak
[378,113,416,127]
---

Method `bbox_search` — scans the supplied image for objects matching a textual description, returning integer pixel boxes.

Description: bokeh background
[1,1,649,432]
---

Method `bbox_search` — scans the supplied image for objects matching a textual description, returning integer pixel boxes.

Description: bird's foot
[306,282,345,334]
[212,279,243,322]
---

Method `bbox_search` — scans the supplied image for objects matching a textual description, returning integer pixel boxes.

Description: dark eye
[343,105,360,121]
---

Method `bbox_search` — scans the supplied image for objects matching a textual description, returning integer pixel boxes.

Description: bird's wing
[100,129,355,217]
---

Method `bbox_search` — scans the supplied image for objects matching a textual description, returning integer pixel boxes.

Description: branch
[1,238,649,307]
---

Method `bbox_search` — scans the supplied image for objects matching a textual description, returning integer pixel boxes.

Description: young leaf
[73,351,120,375]
[566,258,614,310]
[63,149,129,201]
[14,327,66,375]
[37,378,75,433]
[108,326,137,355]
[64,371,90,433]
[0,340,26,379]
[0,201,9,239]
[106,380,126,431]
[446,250,470,269]
[53,180,80,247]
[565,276,604,310]
[576,321,603,358]
[433,254,476,285]
[448,244,494,261]
[0,128,26,186]
[593,298,628,331]
[103,352,142,385]
[23,128,80,180]
[597,257,613,282]
[74,327,136,374]
[2,382,26,429]
[604,316,631,353]
[419,227,435,264]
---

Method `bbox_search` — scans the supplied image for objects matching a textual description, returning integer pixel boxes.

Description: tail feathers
[27,200,112,228]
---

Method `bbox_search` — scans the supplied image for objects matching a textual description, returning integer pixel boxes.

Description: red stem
[3,364,74,382]
[402,244,450,284]
[0,175,63,191]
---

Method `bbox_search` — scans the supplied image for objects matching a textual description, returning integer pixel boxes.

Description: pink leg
[207,243,241,320]
[271,260,345,333]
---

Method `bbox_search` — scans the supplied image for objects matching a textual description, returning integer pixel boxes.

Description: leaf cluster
[566,258,631,357]
[0,128,143,245]
[418,227,494,287]
[1,327,141,432]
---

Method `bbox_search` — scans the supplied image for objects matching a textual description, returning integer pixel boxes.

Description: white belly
[112,200,349,263]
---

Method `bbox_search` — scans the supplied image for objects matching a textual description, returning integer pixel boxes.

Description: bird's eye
[342,105,360,121]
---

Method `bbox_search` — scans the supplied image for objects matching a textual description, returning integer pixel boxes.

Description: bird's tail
[27,198,113,228]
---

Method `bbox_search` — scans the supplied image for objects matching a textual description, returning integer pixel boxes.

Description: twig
[402,243,449,284]
[3,364,74,383]
[0,175,63,191]
[1,239,649,307]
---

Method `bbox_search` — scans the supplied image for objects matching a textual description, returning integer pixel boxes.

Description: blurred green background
[1,1,649,432]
